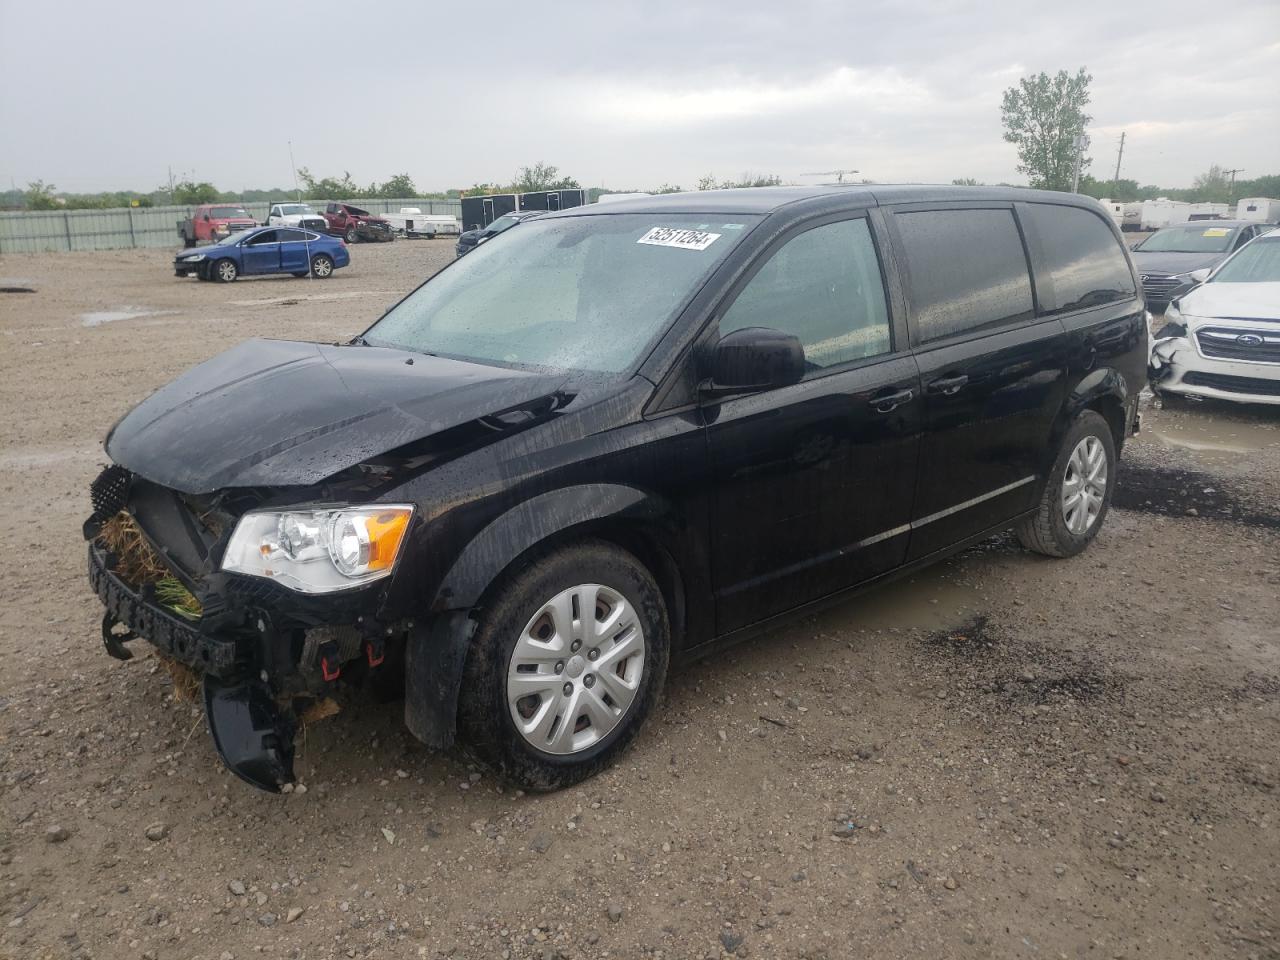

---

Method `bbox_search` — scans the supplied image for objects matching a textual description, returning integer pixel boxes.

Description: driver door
[241,230,281,274]
[705,215,924,633]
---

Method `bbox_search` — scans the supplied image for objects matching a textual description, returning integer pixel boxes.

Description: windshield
[277,203,313,216]
[1209,238,1280,283]
[365,213,760,374]
[1136,224,1237,253]
[210,206,251,219]
[486,215,521,234]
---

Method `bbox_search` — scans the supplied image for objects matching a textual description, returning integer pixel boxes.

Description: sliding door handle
[927,374,970,396]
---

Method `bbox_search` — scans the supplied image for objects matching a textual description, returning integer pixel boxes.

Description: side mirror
[705,327,806,395]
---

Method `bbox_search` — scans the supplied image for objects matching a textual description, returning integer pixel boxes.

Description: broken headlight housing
[222,505,414,594]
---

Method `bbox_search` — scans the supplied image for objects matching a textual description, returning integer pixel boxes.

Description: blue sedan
[174,226,350,282]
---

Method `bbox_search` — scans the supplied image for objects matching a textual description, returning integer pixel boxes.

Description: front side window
[1024,204,1135,313]
[365,213,760,375]
[719,218,891,369]
[246,230,278,246]
[895,208,1034,342]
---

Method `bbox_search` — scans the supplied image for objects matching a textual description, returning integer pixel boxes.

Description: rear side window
[1024,204,1135,313]
[720,218,891,369]
[895,209,1034,342]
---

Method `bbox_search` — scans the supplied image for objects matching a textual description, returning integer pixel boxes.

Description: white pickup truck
[382,208,461,239]
[266,202,329,234]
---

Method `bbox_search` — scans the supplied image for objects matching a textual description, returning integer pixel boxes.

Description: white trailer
[1140,199,1192,231]
[1235,197,1280,222]
[1098,199,1124,227]
[1188,202,1229,220]
[1120,201,1144,231]
[382,208,461,238]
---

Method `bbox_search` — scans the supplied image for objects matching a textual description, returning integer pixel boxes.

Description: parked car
[173,226,349,282]
[1131,220,1268,309]
[1149,227,1280,405]
[323,203,393,243]
[177,204,257,247]
[382,208,461,239]
[87,185,1146,793]
[455,209,544,258]
[267,202,329,233]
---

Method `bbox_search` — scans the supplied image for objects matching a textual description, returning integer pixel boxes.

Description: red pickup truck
[323,203,394,243]
[177,205,258,247]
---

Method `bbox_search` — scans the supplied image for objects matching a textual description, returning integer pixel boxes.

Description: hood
[176,242,235,258]
[1179,281,1280,322]
[355,214,389,224]
[106,338,568,494]
[1132,250,1226,275]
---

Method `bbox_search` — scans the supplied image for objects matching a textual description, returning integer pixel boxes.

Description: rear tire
[457,541,669,791]
[310,254,334,278]
[213,258,237,283]
[1017,410,1116,558]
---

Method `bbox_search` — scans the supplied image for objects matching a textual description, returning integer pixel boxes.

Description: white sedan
[1149,227,1280,405]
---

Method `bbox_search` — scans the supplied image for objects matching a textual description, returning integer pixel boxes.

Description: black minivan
[86,185,1148,792]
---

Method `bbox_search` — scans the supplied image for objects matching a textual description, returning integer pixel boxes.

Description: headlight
[181,254,205,262]
[221,505,413,594]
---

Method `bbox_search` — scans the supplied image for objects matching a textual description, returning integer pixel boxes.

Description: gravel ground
[1,242,1277,960]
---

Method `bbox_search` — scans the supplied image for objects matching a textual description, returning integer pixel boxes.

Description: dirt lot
[1,242,1277,960]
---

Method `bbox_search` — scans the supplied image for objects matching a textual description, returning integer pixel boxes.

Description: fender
[405,483,677,749]
[1043,366,1130,474]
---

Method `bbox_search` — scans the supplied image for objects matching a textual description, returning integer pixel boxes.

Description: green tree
[1189,164,1232,204]
[25,180,59,209]
[296,168,359,200]
[375,173,417,198]
[951,177,982,186]
[512,162,580,192]
[1000,68,1093,191]
[695,173,781,190]
[172,180,220,204]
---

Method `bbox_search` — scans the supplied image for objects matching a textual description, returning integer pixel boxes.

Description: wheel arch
[1048,367,1130,465]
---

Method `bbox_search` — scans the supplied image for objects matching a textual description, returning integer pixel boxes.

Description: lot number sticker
[638,227,721,251]
[1202,228,1229,237]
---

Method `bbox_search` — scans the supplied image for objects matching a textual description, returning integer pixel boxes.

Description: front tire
[309,254,334,278]
[213,258,237,283]
[1017,410,1116,557]
[457,541,669,791]
[344,226,358,243]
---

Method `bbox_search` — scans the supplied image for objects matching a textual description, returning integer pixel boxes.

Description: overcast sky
[1,0,1276,195]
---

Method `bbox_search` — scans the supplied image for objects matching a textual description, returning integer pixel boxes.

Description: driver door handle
[869,387,915,414]
[927,373,970,396]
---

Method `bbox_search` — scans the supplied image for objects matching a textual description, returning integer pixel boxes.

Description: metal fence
[0,199,463,253]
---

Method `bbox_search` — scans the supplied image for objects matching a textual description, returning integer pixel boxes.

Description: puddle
[1147,404,1280,455]
[80,306,174,327]
[1113,463,1280,529]
[820,565,991,634]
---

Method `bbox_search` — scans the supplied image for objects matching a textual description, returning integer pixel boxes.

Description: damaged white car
[1149,227,1280,405]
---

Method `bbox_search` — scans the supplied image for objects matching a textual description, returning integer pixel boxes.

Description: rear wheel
[1017,410,1116,557]
[213,258,237,283]
[310,254,334,278]
[457,541,669,791]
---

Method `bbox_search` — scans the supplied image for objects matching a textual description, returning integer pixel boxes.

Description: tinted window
[896,209,1034,342]
[1025,204,1135,313]
[720,219,891,369]
[276,229,307,242]
[246,230,278,245]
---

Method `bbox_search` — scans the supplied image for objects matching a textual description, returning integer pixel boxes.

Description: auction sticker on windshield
[1202,228,1229,237]
[638,227,721,251]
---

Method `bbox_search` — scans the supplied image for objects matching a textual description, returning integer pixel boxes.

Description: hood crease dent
[105,338,568,494]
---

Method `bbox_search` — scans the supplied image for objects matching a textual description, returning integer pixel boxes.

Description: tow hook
[365,637,386,667]
[203,675,297,792]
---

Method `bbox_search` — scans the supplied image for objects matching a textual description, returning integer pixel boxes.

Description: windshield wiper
[349,335,370,346]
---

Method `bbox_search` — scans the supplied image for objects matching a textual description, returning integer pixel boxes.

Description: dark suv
[85,186,1147,793]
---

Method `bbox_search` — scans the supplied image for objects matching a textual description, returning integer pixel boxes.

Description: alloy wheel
[506,583,646,756]
[1061,435,1107,535]
[312,257,332,277]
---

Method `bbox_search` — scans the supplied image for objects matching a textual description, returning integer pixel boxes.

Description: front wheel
[344,226,358,243]
[213,258,237,283]
[457,541,669,791]
[1017,410,1116,557]
[309,254,334,278]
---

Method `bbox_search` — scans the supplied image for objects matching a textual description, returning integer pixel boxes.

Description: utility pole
[1224,167,1244,202]
[1110,131,1125,194]
[1071,133,1090,194]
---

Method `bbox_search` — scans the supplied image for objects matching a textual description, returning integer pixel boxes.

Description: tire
[213,258,237,283]
[309,254,334,278]
[457,540,670,791]
[1016,410,1116,558]
[344,226,358,243]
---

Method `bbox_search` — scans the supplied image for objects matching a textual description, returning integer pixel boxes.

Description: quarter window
[719,219,891,369]
[1024,203,1135,313]
[895,209,1034,342]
